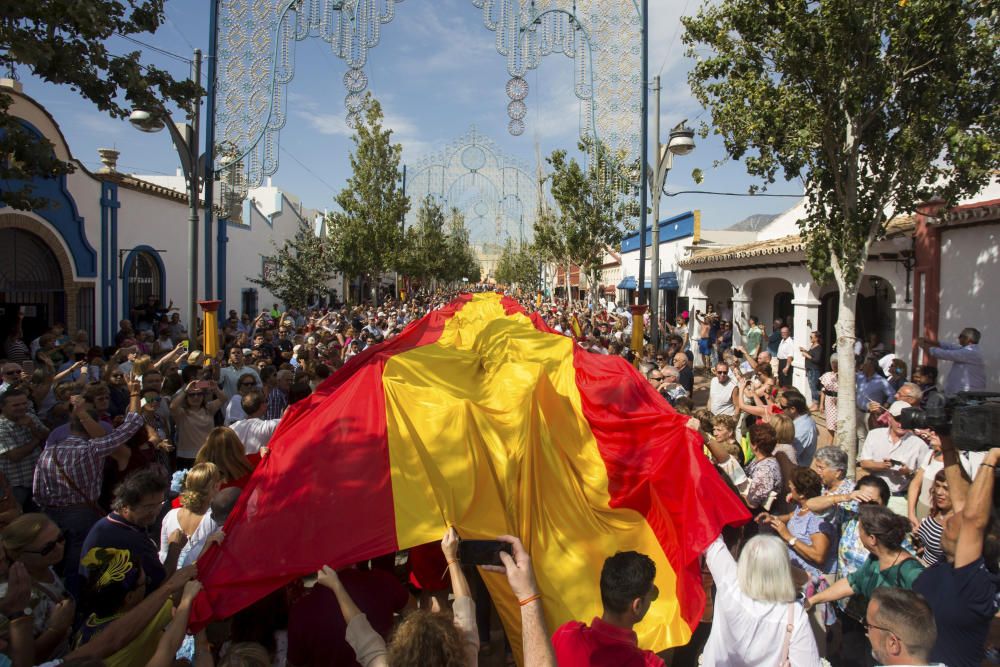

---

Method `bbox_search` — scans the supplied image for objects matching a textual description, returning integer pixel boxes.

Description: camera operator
[912,433,1000,667]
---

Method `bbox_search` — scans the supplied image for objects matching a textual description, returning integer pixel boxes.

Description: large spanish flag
[190,293,749,652]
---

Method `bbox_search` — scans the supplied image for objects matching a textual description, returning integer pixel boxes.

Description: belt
[890,490,908,497]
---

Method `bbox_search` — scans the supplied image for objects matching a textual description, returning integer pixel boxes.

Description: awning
[617,276,637,289]
[659,272,679,290]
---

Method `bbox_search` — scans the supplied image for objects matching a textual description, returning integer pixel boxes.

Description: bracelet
[982,463,996,469]
[519,593,542,607]
[446,559,459,568]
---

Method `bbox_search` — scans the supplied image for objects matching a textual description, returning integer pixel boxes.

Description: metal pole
[650,75,661,350]
[187,49,202,349]
[637,0,649,308]
[204,0,220,303]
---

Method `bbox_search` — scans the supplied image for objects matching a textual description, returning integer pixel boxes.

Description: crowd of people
[0,289,993,667]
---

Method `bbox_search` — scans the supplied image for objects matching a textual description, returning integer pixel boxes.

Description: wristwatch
[787,537,798,548]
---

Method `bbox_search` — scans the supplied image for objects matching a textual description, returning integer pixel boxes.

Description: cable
[279,145,341,196]
[656,0,691,76]
[164,13,196,52]
[115,33,193,64]
[663,188,803,198]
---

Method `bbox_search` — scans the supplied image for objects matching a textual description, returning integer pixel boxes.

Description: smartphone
[734,349,744,359]
[198,380,215,391]
[457,540,512,567]
[181,340,190,351]
[888,459,905,468]
[301,573,318,589]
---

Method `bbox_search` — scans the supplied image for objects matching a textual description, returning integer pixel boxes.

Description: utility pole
[649,75,662,349]
[637,0,649,307]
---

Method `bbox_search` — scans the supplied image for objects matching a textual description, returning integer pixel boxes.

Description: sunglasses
[188,392,205,397]
[2,371,19,376]
[24,531,66,556]
[239,382,256,387]
[862,618,895,636]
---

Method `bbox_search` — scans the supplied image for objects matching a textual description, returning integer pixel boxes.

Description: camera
[897,392,1000,451]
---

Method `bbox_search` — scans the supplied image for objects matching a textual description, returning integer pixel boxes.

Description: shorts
[698,339,712,356]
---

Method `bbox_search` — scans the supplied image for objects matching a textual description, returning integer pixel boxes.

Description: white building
[0,80,320,347]
[678,188,1000,394]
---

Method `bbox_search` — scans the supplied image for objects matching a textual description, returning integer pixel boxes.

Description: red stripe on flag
[189,294,474,629]
[571,347,750,631]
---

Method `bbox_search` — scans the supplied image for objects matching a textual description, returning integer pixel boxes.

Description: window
[241,289,258,318]
[127,252,161,316]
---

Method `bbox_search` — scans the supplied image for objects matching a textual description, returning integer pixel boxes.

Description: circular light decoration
[507,99,527,121]
[343,68,368,93]
[345,112,361,129]
[474,201,490,217]
[345,92,365,112]
[506,76,529,101]
[508,118,525,136]
[461,145,488,171]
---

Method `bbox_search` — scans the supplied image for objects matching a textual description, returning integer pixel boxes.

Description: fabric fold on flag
[190,292,749,655]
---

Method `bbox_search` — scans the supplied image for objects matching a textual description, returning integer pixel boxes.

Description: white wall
[937,225,1000,390]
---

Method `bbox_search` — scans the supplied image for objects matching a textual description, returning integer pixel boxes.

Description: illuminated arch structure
[407,127,537,259]
[213,0,640,209]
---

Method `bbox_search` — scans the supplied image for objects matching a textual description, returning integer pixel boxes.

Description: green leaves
[494,238,540,290]
[248,224,338,310]
[684,0,998,289]
[1,0,201,208]
[324,94,409,301]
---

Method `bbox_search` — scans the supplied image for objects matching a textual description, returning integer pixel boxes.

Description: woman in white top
[159,462,221,565]
[702,534,821,666]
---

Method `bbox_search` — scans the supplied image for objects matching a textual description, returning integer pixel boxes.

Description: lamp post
[648,75,695,351]
[129,49,203,349]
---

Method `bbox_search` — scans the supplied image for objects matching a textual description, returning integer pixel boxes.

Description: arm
[928,345,975,362]
[193,631,214,667]
[70,396,109,439]
[34,598,75,661]
[766,516,831,567]
[66,566,197,660]
[205,386,225,414]
[147,581,202,667]
[171,382,197,412]
[440,527,472,599]
[161,529,189,578]
[806,576,854,607]
[955,447,1000,569]
[907,468,925,531]
[316,566,388,667]
[482,535,556,667]
[53,360,85,384]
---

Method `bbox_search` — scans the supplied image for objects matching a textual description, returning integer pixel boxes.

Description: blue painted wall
[621,210,696,253]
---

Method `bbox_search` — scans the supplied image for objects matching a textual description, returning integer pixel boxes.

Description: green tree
[532,207,568,299]
[1,0,200,209]
[326,94,409,303]
[249,223,338,310]
[684,0,998,467]
[495,239,541,292]
[541,140,636,306]
[440,207,480,285]
[396,196,449,287]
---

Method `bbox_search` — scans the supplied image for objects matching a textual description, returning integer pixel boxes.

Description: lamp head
[128,109,165,133]
[667,121,696,156]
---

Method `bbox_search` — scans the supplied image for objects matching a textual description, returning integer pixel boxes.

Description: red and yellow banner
[190,293,749,652]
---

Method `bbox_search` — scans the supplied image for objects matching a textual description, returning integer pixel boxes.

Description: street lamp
[129,49,203,349]
[648,74,696,351]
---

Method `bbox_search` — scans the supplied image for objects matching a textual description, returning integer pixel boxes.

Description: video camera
[898,392,1000,451]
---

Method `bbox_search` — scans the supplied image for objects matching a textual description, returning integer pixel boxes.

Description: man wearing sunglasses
[865,587,939,666]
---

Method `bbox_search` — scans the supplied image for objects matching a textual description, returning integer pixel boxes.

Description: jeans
[806,368,821,403]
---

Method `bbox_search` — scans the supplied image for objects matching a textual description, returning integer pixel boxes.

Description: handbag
[777,603,795,667]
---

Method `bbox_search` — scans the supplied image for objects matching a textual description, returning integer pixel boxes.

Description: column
[892,298,914,363]
[791,298,821,398]
[730,295,751,349]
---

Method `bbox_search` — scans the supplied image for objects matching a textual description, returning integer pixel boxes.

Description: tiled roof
[680,214,917,267]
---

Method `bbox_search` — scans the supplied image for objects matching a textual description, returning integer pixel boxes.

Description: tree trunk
[834,277,860,473]
[565,260,573,306]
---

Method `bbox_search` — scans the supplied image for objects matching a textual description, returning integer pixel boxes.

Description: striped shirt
[33,412,145,508]
[0,414,45,487]
[917,515,946,566]
[266,388,288,420]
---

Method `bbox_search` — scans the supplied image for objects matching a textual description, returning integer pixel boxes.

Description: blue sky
[17,0,805,230]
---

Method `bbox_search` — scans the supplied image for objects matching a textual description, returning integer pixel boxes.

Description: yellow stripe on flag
[382,293,691,655]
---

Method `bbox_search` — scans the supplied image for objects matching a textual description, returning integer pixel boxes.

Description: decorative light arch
[213,0,640,207]
[407,127,538,250]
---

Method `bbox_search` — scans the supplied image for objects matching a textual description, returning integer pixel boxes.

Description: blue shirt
[80,512,164,591]
[793,414,818,467]
[855,372,893,412]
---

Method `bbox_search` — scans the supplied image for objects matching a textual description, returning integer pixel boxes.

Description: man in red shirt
[552,551,664,667]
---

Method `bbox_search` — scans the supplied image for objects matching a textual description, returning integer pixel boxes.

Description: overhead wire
[664,188,803,198]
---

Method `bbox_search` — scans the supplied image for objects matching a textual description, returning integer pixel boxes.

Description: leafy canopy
[683,0,998,287]
[1,0,201,209]
[249,223,338,310]
[325,94,409,298]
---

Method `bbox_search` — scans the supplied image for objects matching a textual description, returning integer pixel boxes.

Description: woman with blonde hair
[1,513,75,661]
[702,533,820,665]
[196,427,254,488]
[159,462,221,565]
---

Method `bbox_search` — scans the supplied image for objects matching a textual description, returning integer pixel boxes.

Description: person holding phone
[170,380,224,468]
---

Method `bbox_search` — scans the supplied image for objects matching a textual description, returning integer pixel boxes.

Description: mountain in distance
[726,213,780,232]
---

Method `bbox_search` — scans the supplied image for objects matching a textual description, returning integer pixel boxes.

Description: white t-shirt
[230,417,281,454]
[708,378,737,416]
[224,394,247,425]
[159,507,219,566]
[701,537,821,666]
[859,428,930,494]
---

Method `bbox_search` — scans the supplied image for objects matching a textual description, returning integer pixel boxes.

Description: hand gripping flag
[189,293,749,654]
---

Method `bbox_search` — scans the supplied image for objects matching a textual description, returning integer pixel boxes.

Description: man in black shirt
[912,437,1000,667]
[672,352,694,396]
